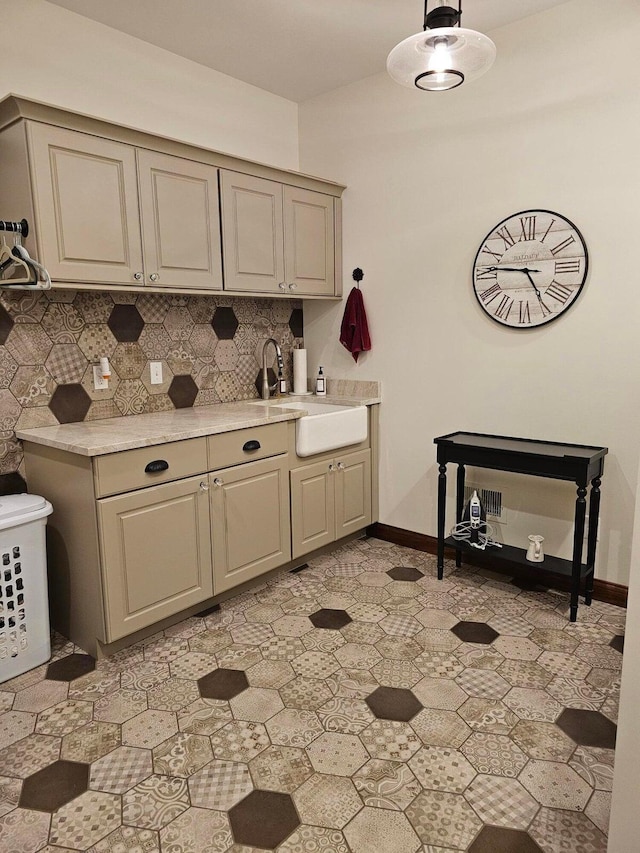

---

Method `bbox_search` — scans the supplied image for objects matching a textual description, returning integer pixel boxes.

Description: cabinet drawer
[94,438,208,497]
[207,423,288,468]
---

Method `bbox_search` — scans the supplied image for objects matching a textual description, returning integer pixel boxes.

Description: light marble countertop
[16,384,381,457]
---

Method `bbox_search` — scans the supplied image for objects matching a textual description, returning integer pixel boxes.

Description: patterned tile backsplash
[0,290,304,486]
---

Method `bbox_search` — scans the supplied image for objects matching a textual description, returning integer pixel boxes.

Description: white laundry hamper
[0,494,53,683]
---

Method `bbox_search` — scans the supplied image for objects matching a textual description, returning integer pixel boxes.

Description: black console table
[434,431,608,622]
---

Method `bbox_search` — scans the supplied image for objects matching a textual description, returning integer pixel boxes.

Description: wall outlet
[150,361,163,385]
[93,365,109,390]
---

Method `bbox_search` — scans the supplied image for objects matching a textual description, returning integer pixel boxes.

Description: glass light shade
[387,27,496,91]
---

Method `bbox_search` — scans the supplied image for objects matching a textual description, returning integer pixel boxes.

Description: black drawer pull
[145,459,169,474]
[243,440,261,452]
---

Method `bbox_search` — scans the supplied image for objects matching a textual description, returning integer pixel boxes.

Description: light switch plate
[150,361,163,385]
[93,365,109,390]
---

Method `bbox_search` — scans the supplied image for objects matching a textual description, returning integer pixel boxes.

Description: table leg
[437,463,447,580]
[456,464,465,568]
[570,484,587,621]
[585,477,602,606]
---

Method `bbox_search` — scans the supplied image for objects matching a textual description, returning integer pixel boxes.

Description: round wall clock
[472,209,588,328]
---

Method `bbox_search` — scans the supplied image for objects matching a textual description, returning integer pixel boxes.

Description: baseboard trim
[368,522,628,610]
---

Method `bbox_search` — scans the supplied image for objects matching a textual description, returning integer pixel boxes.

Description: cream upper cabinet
[137,149,222,290]
[284,185,335,296]
[219,172,285,293]
[28,124,144,285]
[220,170,337,296]
[26,124,222,289]
[0,97,344,297]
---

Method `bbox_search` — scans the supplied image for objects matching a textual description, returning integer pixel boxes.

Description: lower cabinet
[97,475,213,642]
[291,448,371,559]
[210,455,291,593]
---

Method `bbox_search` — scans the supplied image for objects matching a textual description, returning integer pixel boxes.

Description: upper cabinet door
[284,186,335,296]
[27,124,144,285]
[220,171,285,293]
[137,150,223,290]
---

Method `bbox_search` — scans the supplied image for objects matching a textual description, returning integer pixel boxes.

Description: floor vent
[464,485,504,521]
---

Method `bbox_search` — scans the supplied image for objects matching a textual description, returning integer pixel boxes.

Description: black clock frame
[472,208,589,330]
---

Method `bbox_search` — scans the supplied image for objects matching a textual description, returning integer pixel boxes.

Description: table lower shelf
[444,536,590,579]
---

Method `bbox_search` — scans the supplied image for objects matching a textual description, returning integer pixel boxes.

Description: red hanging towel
[340,286,371,362]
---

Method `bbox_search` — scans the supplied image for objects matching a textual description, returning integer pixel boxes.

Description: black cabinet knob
[242,440,261,452]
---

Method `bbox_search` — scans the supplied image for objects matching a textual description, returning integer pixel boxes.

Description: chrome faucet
[261,338,284,400]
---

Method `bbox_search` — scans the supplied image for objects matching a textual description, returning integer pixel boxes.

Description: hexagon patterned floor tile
[0,538,622,850]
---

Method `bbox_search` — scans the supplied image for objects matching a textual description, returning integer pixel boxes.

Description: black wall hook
[352,268,364,288]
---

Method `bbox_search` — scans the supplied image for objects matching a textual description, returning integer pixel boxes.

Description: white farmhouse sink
[251,400,368,456]
[287,402,367,456]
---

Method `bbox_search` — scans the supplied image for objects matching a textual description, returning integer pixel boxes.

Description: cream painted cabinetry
[217,171,337,296]
[0,96,344,297]
[291,448,371,559]
[26,124,223,289]
[97,476,213,642]
[209,456,291,593]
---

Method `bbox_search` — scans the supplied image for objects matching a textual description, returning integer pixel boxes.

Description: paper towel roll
[293,349,307,394]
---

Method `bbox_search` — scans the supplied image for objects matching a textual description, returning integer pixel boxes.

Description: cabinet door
[98,476,212,642]
[290,458,336,559]
[27,124,144,284]
[210,455,290,593]
[284,186,335,296]
[220,171,285,292]
[335,449,372,539]
[137,150,223,290]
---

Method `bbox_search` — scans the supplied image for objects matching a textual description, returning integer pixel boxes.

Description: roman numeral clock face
[472,210,588,328]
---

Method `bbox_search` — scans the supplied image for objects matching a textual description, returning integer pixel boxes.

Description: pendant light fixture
[387,0,496,92]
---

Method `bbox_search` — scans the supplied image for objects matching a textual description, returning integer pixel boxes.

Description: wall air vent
[464,484,505,522]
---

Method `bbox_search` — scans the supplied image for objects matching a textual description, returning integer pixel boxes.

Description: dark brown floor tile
[556,708,617,749]
[386,566,424,581]
[46,653,96,682]
[309,608,352,630]
[19,760,89,812]
[452,621,499,644]
[229,789,300,848]
[469,826,544,853]
[365,686,423,722]
[198,667,248,700]
[609,635,624,654]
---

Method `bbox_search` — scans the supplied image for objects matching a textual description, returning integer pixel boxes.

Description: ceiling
[47,0,570,102]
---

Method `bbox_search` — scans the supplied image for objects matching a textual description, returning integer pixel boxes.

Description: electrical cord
[450,519,503,551]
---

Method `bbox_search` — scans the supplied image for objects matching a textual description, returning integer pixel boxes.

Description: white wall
[299,0,640,587]
[609,463,640,849]
[0,0,299,169]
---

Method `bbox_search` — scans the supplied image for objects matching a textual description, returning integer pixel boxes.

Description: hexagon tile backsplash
[0,290,304,490]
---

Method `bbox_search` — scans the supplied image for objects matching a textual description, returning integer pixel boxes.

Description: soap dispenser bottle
[315,366,326,396]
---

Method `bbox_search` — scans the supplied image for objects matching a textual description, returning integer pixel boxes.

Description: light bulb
[430,37,450,73]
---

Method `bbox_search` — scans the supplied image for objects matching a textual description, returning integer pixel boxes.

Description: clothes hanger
[11,244,51,289]
[0,227,50,289]
[0,238,38,286]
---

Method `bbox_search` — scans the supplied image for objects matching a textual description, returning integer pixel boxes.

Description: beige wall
[609,464,640,849]
[299,0,640,587]
[0,0,299,170]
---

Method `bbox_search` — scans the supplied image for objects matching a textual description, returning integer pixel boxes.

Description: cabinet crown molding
[0,94,345,197]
